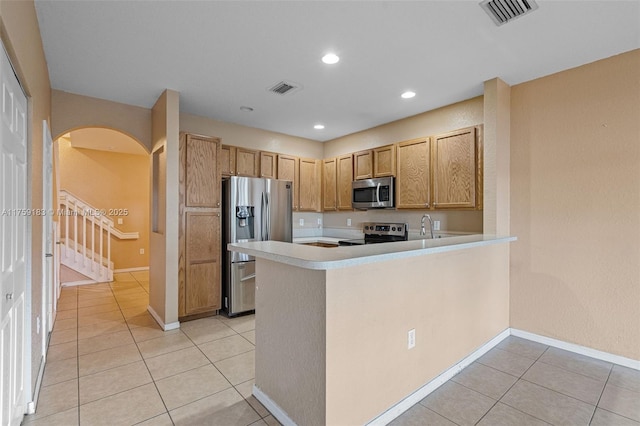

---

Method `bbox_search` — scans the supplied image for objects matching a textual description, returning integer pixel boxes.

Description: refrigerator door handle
[261,192,266,240]
[265,192,270,240]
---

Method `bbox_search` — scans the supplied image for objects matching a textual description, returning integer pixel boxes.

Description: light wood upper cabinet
[299,158,321,212]
[353,150,373,180]
[260,151,278,179]
[179,133,221,318]
[183,134,221,208]
[336,154,353,210]
[373,144,396,177]
[322,158,337,211]
[432,127,477,209]
[354,145,396,180]
[236,148,260,177]
[277,154,299,211]
[396,138,431,209]
[220,145,236,177]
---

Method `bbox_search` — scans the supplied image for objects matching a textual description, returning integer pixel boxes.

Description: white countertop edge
[229,235,517,270]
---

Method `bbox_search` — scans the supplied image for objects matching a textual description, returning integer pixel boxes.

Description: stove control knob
[392,227,396,231]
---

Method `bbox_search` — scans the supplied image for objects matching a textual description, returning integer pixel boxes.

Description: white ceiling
[35,1,640,142]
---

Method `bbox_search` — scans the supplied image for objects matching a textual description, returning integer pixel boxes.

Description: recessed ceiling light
[401,91,416,99]
[314,124,325,130]
[240,106,254,112]
[322,53,340,65]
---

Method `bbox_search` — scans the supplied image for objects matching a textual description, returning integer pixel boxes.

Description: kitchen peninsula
[229,235,516,425]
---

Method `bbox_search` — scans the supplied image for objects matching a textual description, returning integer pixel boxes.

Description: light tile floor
[23,272,278,426]
[391,337,640,426]
[25,271,640,425]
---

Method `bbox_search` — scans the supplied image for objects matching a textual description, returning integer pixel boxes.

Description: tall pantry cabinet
[178,133,222,319]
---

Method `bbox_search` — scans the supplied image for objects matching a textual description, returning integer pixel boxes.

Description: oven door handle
[376,182,381,204]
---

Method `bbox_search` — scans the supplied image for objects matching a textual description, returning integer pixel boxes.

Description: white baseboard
[510,328,640,371]
[367,328,511,426]
[147,305,180,331]
[253,385,297,426]
[61,279,97,287]
[113,266,149,273]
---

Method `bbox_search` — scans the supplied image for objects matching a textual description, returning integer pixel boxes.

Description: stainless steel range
[338,222,408,246]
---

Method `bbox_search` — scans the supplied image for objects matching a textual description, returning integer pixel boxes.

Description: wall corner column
[149,89,180,329]
[483,78,511,236]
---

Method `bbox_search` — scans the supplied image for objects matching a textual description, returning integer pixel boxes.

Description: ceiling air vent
[480,0,539,26]
[267,80,302,96]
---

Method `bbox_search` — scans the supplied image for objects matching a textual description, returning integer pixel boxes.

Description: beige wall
[51,90,152,153]
[0,0,52,395]
[323,96,483,158]
[57,139,150,269]
[180,113,323,159]
[510,49,640,360]
[149,90,180,328]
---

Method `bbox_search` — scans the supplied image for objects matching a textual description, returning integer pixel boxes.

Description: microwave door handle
[376,182,381,203]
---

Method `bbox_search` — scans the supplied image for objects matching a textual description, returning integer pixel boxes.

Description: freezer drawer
[228,261,256,315]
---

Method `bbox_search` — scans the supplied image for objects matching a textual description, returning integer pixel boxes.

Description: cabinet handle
[6,293,13,300]
[217,202,220,207]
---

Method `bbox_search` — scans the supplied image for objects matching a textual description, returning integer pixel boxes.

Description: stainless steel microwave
[352,177,395,209]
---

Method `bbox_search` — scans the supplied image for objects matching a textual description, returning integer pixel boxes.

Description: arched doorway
[53,127,150,286]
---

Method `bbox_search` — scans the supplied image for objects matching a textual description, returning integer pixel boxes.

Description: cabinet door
[277,154,299,211]
[336,154,353,210]
[322,158,337,211]
[236,148,260,177]
[353,150,373,180]
[396,138,431,209]
[220,145,236,177]
[373,144,396,177]
[260,151,278,179]
[179,133,222,318]
[432,127,476,209]
[184,134,220,208]
[184,211,221,315]
[299,158,321,212]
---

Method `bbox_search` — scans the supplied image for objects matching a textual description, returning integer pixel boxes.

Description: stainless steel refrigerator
[222,176,293,316]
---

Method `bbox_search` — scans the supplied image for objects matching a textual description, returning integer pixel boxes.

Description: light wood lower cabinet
[179,133,222,318]
[396,138,431,209]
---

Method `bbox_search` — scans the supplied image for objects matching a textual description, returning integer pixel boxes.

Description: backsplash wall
[293,210,482,238]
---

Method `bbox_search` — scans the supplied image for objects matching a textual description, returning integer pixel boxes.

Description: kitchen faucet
[420,214,434,239]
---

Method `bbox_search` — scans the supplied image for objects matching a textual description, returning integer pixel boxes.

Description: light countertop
[229,234,516,270]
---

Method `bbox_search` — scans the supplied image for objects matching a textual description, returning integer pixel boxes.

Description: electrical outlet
[299,218,304,226]
[117,218,123,225]
[139,248,145,255]
[408,329,416,349]
[433,220,441,231]
[317,218,322,226]
[347,218,352,227]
